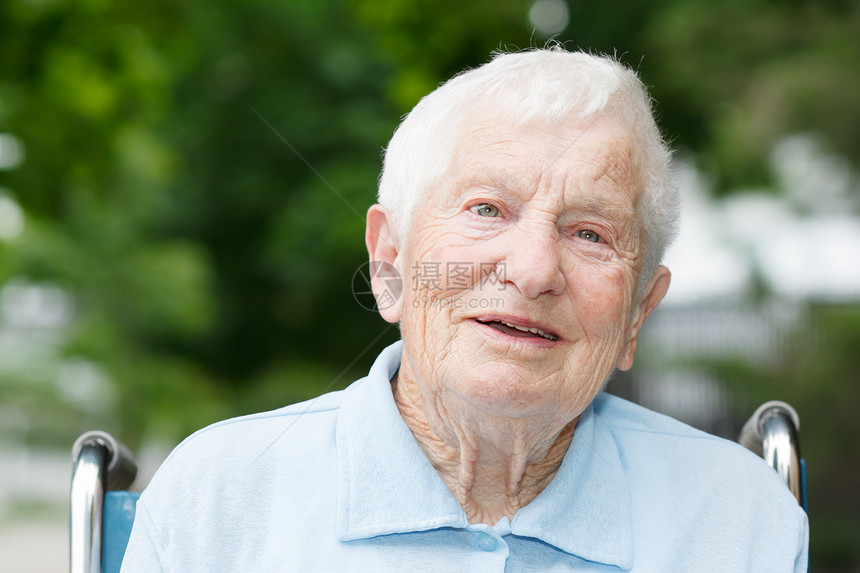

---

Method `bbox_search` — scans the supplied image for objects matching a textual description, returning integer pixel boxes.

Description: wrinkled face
[372,114,668,422]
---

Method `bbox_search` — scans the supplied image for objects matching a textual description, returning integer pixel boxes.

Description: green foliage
[643,0,860,192]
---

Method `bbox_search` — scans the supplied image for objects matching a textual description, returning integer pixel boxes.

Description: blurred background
[1,0,858,570]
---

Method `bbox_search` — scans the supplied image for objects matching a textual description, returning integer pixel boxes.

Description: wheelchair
[69,401,808,573]
[69,431,139,573]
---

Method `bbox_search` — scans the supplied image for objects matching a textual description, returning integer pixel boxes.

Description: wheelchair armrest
[70,431,139,573]
[739,401,806,510]
[72,430,138,491]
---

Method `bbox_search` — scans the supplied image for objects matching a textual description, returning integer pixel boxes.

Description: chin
[453,366,554,417]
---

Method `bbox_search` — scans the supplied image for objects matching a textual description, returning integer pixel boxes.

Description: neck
[392,372,576,525]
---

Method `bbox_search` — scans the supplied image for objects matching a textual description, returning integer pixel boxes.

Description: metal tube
[760,409,804,507]
[70,443,107,573]
[739,401,805,508]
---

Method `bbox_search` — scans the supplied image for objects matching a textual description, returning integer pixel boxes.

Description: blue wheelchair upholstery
[103,491,141,573]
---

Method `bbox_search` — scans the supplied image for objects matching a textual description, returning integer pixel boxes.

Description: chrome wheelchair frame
[69,431,139,573]
[738,400,808,511]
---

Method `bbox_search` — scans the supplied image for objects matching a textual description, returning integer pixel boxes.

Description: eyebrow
[460,168,523,193]
[446,169,521,206]
[568,193,635,219]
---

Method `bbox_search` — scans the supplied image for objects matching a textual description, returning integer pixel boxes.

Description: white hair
[377,47,680,292]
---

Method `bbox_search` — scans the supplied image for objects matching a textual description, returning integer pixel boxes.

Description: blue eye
[470,203,500,217]
[576,229,601,243]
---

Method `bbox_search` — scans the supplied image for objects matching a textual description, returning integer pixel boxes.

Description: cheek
[569,263,632,335]
[408,241,496,299]
[398,256,461,358]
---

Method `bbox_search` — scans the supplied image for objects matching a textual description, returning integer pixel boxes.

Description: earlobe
[616,265,671,371]
[365,204,403,323]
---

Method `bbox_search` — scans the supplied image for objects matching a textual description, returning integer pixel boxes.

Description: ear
[616,265,671,372]
[365,204,403,323]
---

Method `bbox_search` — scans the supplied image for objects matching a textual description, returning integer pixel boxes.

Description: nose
[503,222,566,299]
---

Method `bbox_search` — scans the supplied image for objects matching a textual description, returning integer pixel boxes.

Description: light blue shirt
[121,341,808,572]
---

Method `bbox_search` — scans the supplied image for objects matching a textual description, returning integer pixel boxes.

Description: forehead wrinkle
[594,151,637,187]
[559,137,643,217]
[441,116,645,219]
[564,133,639,183]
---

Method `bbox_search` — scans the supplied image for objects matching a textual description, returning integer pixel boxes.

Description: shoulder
[594,392,761,460]
[136,384,359,528]
[591,393,807,569]
[593,391,721,437]
[593,392,793,485]
[141,385,353,500]
[594,395,805,524]
[127,384,369,570]
[177,388,343,453]
[594,393,805,510]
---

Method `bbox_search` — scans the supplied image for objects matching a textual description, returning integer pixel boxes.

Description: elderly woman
[121,48,808,572]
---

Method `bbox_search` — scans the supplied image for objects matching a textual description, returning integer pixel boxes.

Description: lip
[471,313,563,346]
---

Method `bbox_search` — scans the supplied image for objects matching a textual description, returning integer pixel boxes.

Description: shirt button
[476,532,498,552]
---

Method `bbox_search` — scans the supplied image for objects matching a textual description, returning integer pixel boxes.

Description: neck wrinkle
[391,372,577,525]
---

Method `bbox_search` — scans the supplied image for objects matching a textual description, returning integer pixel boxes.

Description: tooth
[496,320,557,340]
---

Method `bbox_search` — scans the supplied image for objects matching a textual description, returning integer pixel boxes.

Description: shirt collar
[511,395,633,569]
[336,341,468,540]
[336,341,632,569]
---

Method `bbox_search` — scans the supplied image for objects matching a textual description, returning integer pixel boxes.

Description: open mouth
[475,318,559,341]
